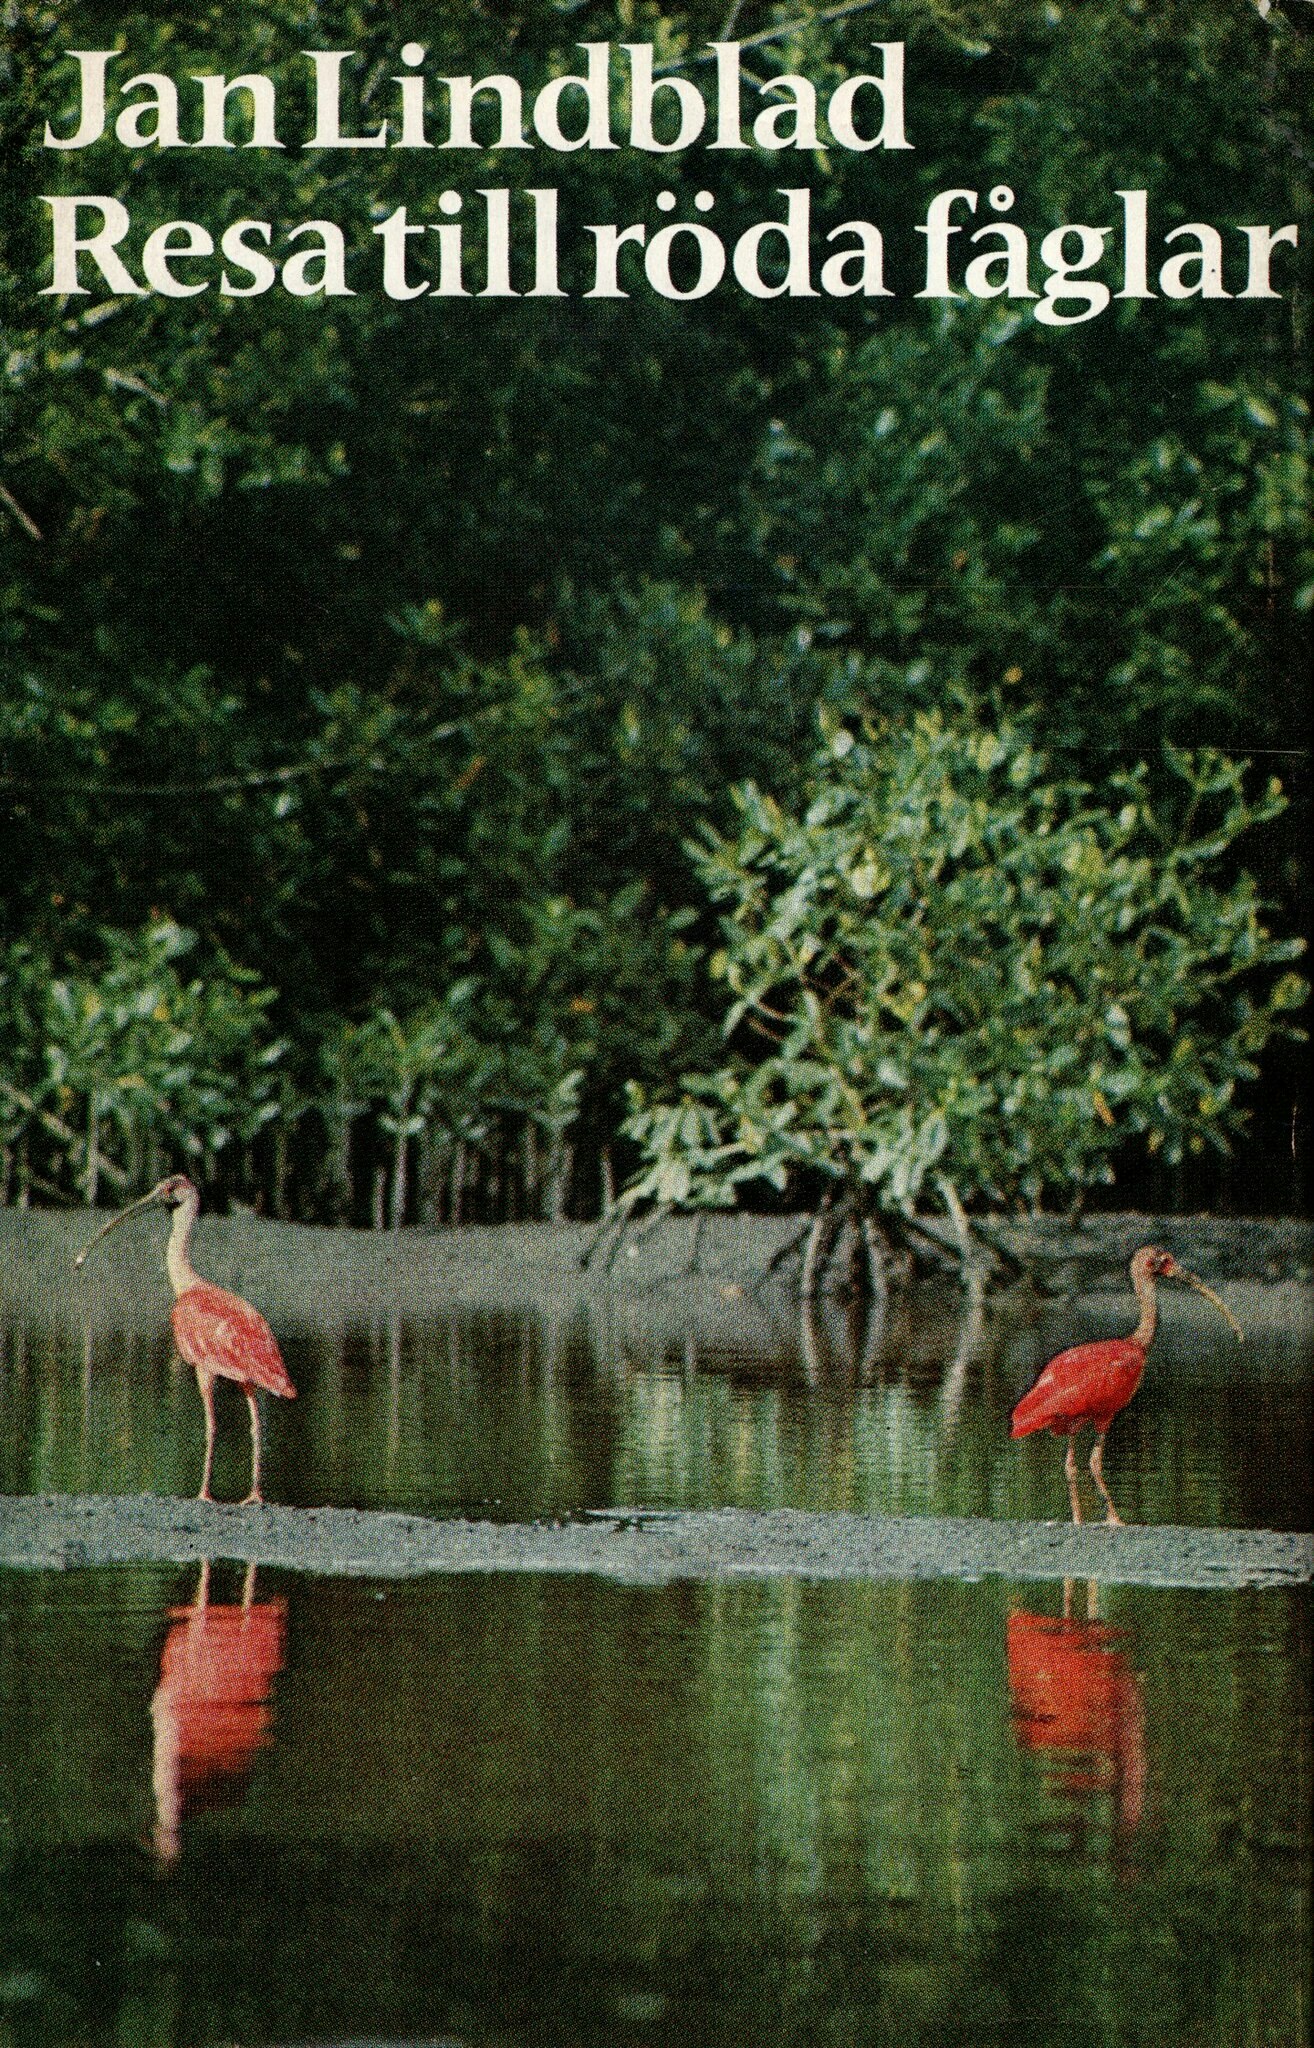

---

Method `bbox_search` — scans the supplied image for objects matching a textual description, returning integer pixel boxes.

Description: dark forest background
[1,0,1309,1227]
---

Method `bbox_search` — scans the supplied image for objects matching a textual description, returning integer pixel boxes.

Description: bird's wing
[1010,1339,1143,1437]
[172,1284,297,1398]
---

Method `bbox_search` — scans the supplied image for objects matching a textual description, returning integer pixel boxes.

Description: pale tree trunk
[547,1138,573,1224]
[85,1096,100,1207]
[802,1191,842,1301]
[389,1103,410,1232]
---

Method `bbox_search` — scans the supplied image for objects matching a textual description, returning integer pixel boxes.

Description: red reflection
[151,1560,287,1863]
[1007,1586,1146,1836]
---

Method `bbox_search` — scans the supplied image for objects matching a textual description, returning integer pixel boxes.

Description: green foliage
[0,918,283,1204]
[749,312,1313,756]
[626,709,1306,1230]
[0,0,1309,1218]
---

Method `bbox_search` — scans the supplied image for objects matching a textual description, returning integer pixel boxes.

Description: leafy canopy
[626,708,1306,1222]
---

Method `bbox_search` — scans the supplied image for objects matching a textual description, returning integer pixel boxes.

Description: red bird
[1011,1245,1242,1526]
[76,1174,296,1504]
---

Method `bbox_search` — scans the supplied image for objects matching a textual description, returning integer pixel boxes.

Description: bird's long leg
[242,1388,264,1506]
[196,1370,218,1503]
[1064,1438,1084,1525]
[1090,1434,1124,1527]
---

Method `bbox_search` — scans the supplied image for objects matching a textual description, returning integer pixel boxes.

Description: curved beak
[73,1186,167,1270]
[1176,1265,1244,1343]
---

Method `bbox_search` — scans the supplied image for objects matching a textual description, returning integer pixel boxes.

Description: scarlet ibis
[1010,1245,1242,1525]
[75,1174,296,1503]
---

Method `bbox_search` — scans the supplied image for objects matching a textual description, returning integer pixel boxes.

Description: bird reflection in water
[151,1559,287,1863]
[1007,1582,1146,1846]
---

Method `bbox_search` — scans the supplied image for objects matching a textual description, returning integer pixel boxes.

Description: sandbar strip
[0,1495,1308,1589]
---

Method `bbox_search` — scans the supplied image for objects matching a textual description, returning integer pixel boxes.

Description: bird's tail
[1009,1377,1055,1439]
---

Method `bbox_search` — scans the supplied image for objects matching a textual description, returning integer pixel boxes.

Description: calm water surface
[0,1567,1308,2047]
[0,1218,1309,2044]
[1,1220,1309,1526]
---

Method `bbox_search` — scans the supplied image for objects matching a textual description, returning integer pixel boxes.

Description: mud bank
[1,1495,1308,1591]
[4,1204,1311,1323]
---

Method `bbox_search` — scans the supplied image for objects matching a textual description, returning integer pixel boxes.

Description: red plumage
[172,1282,297,1402]
[75,1173,298,1502]
[1010,1337,1145,1440]
[1008,1243,1241,1525]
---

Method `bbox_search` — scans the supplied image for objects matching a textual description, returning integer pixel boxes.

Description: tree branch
[658,0,885,72]
[0,481,42,541]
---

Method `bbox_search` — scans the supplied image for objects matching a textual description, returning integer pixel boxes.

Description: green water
[0,1568,1308,2047]
[0,1220,1309,2044]
[1,1284,1309,1529]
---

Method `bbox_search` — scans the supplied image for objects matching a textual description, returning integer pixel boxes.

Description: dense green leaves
[0,918,283,1205]
[625,709,1306,1250]
[1,0,1309,1222]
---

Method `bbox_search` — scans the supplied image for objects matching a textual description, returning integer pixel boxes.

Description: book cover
[0,6,1309,2045]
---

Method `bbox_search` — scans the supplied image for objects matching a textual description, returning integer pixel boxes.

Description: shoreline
[1,1494,1308,1591]
[3,1205,1311,1322]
